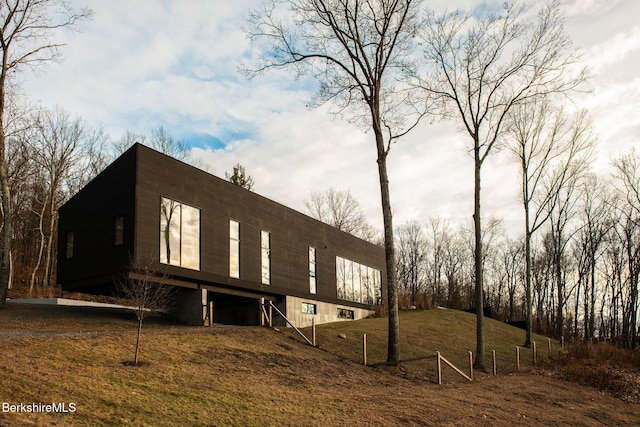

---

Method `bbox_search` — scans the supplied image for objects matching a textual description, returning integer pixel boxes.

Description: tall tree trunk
[43,200,59,291]
[374,124,399,365]
[555,229,565,339]
[134,314,143,365]
[630,266,638,349]
[29,197,49,297]
[0,67,11,308]
[589,261,596,339]
[524,213,532,347]
[473,145,485,370]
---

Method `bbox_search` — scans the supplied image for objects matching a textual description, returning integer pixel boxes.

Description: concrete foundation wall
[173,288,207,325]
[285,295,374,328]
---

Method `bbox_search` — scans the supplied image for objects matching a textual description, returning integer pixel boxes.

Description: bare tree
[441,231,468,309]
[24,107,108,295]
[116,258,177,365]
[3,92,33,288]
[246,0,424,364]
[502,239,524,322]
[506,100,595,346]
[0,0,91,307]
[305,188,378,242]
[571,175,611,339]
[546,168,584,339]
[600,204,625,341]
[112,126,212,172]
[414,0,587,369]
[149,126,190,162]
[112,130,147,157]
[395,220,427,307]
[612,149,640,348]
[225,163,255,191]
[425,216,449,307]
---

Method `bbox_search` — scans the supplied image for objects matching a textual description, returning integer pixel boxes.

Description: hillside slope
[302,307,553,378]
[0,302,638,426]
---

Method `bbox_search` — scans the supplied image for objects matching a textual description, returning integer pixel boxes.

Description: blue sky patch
[471,1,505,20]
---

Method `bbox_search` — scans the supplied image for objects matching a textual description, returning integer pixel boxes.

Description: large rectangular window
[309,247,317,294]
[160,197,200,270]
[335,256,381,305]
[261,230,271,285]
[229,220,240,278]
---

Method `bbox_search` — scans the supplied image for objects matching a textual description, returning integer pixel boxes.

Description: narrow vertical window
[309,247,317,294]
[336,256,345,299]
[65,232,74,259]
[114,216,124,246]
[261,230,271,285]
[229,220,240,278]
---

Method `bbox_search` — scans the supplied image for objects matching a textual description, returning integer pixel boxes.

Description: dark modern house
[57,143,386,327]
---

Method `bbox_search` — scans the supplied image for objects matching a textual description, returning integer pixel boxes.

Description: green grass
[301,307,557,381]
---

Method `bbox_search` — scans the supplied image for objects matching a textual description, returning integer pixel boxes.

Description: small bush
[551,340,640,402]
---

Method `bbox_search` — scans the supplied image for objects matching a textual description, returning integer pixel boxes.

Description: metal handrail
[267,301,314,346]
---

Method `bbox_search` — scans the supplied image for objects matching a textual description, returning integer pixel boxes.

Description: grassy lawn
[0,302,638,426]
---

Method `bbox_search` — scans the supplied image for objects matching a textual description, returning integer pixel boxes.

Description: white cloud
[585,25,640,75]
[17,0,640,239]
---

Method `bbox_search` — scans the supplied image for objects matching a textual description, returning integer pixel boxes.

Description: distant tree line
[394,152,640,349]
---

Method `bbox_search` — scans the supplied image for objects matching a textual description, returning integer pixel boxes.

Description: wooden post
[468,351,473,380]
[492,350,496,376]
[260,297,265,326]
[269,304,273,327]
[516,346,520,371]
[208,302,214,327]
[547,337,551,359]
[437,352,442,385]
[312,318,316,347]
[532,341,537,366]
[439,353,473,382]
[363,334,367,366]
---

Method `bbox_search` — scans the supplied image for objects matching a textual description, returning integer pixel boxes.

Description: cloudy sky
[22,0,640,236]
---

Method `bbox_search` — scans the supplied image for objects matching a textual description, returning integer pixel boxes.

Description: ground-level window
[160,197,200,270]
[229,220,240,278]
[337,308,354,319]
[335,256,381,304]
[261,230,271,285]
[302,302,317,314]
[65,231,74,259]
[309,247,317,294]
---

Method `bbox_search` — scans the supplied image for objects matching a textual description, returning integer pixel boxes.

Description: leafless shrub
[548,340,640,402]
[116,258,177,365]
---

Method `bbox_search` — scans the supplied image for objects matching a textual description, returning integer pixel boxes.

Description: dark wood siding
[57,146,137,292]
[58,143,386,308]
